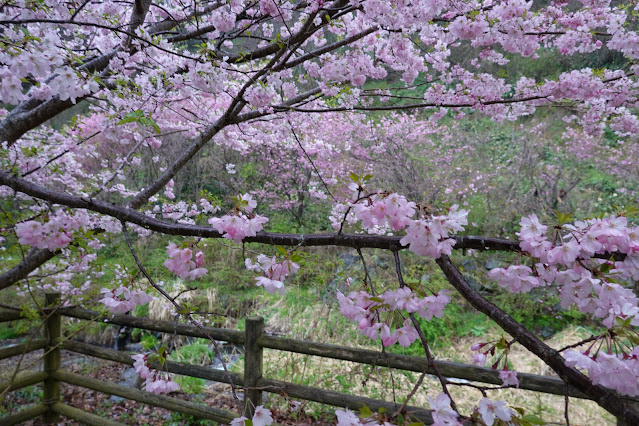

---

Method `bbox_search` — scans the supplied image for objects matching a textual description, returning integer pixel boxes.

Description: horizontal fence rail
[1,294,636,425]
[59,306,245,344]
[0,339,46,361]
[52,370,238,423]
[0,310,23,323]
[56,306,629,400]
[1,403,48,426]
[0,371,47,393]
[63,340,244,386]
[259,335,591,400]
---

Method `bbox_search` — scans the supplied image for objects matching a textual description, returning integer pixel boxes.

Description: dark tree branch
[0,168,525,253]
[0,248,58,291]
[435,254,639,424]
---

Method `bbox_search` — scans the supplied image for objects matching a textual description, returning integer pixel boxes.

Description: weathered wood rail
[0,292,635,425]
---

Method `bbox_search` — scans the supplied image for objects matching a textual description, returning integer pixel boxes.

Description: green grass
[0,322,23,340]
[168,340,215,365]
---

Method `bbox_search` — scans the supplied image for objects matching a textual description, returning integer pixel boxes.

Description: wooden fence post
[43,292,61,423]
[244,316,264,418]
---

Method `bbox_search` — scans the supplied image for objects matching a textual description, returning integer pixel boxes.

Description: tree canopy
[2,0,639,424]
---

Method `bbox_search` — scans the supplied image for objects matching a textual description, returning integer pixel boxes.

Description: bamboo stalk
[0,339,47,361]
[59,306,244,344]
[62,340,244,385]
[52,370,239,423]
[0,403,48,425]
[51,402,126,426]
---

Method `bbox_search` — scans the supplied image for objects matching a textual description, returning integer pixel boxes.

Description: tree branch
[0,169,525,253]
[0,248,58,291]
[435,254,639,424]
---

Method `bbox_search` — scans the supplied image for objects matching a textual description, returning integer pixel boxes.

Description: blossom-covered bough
[2,0,639,424]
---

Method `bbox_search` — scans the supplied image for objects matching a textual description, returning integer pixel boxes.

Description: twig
[120,221,243,412]
[287,119,337,202]
[558,334,601,353]
[356,248,372,290]
[393,251,459,413]
[392,370,428,419]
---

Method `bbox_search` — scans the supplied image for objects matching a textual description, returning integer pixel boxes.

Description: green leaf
[495,337,508,350]
[349,172,360,183]
[117,110,161,134]
[359,405,373,418]
[556,211,574,226]
[275,245,288,256]
[521,414,546,425]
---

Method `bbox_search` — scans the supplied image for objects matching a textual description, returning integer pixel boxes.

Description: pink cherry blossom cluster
[15,211,90,250]
[146,197,220,223]
[489,214,639,329]
[331,189,468,259]
[337,287,451,347]
[470,340,519,388]
[352,192,416,232]
[99,286,155,314]
[486,213,639,396]
[564,348,639,397]
[131,354,179,394]
[488,264,544,294]
[429,392,515,426]
[163,242,208,280]
[245,254,299,295]
[231,405,273,426]
[476,397,516,426]
[400,205,469,259]
[209,194,268,243]
[335,408,394,425]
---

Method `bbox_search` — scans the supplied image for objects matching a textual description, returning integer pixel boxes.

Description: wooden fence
[0,292,636,425]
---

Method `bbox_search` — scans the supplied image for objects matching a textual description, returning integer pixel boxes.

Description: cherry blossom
[231,406,273,426]
[99,286,154,314]
[400,206,469,259]
[337,286,451,348]
[428,393,460,426]
[499,370,519,388]
[2,0,639,422]
[246,254,299,295]
[208,194,268,243]
[335,408,362,426]
[163,242,208,280]
[477,398,515,426]
[131,353,179,394]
